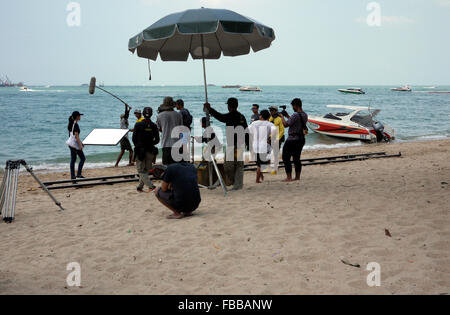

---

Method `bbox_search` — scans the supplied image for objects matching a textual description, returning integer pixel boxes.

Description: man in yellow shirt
[134,109,144,123]
[269,106,285,148]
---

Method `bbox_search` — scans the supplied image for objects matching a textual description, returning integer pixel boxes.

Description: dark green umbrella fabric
[128,8,275,61]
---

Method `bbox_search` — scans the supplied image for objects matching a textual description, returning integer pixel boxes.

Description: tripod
[1,160,64,223]
[191,136,227,196]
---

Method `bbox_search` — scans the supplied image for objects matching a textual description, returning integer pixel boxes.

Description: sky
[0,0,449,86]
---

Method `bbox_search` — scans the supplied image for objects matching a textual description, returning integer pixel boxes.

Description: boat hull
[308,119,374,141]
[338,90,365,95]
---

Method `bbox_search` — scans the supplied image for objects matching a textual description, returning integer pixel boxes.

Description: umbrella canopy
[128,8,275,61]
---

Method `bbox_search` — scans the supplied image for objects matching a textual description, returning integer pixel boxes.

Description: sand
[0,139,449,295]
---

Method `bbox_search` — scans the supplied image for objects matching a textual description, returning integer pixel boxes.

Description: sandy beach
[0,139,449,295]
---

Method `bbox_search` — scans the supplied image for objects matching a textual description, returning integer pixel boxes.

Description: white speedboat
[239,86,262,92]
[20,86,31,92]
[338,88,366,95]
[391,85,412,92]
[308,105,395,142]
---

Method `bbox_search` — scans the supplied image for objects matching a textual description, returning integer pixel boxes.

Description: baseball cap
[269,106,278,111]
[226,97,238,108]
[72,111,83,118]
[134,109,142,114]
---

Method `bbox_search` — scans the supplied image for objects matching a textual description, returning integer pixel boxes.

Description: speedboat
[338,88,366,95]
[308,105,395,142]
[20,86,31,92]
[239,86,262,92]
[391,85,412,92]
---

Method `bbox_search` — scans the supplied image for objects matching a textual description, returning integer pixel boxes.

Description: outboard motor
[373,121,388,142]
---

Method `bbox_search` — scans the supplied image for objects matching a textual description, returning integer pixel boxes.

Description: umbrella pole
[201,35,227,196]
[201,35,210,125]
[201,35,213,188]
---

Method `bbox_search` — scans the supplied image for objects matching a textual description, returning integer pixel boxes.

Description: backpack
[181,109,193,128]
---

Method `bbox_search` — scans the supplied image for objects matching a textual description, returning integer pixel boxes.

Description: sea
[0,85,449,173]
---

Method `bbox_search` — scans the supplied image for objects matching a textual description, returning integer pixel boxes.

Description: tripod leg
[3,167,11,222]
[21,162,65,211]
[0,168,8,215]
[11,167,19,222]
[211,157,227,196]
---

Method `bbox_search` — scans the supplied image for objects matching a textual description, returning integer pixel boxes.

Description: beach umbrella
[128,7,276,110]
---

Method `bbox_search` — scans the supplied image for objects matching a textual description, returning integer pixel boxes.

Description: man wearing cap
[115,103,134,167]
[132,107,160,192]
[269,106,286,149]
[134,109,144,123]
[156,97,184,166]
[204,98,249,190]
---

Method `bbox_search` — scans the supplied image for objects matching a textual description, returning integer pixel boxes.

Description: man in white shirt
[248,110,277,183]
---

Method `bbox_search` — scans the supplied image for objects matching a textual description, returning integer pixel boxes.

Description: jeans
[70,147,86,179]
[282,138,305,175]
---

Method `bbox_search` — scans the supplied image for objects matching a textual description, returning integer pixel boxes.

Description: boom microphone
[88,76,131,108]
[89,77,96,95]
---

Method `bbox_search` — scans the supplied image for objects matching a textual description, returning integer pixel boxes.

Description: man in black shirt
[156,162,201,220]
[204,98,249,190]
[132,107,160,192]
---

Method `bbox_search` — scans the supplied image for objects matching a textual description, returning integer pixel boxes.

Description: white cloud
[436,0,450,6]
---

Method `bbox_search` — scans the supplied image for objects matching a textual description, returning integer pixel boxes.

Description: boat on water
[391,85,412,92]
[308,105,395,142]
[222,85,241,89]
[239,86,262,92]
[20,86,32,92]
[338,88,366,95]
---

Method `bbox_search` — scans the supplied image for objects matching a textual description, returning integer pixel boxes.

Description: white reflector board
[83,129,130,146]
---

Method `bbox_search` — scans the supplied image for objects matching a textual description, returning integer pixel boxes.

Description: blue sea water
[0,85,449,172]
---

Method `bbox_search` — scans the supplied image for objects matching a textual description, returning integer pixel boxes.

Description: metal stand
[0,160,64,223]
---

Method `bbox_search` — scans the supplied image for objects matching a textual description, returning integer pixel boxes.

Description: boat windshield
[323,112,350,120]
[350,111,374,127]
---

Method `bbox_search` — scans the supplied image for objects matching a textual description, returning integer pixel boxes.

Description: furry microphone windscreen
[89,77,96,95]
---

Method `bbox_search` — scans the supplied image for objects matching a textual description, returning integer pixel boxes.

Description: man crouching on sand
[155,162,201,219]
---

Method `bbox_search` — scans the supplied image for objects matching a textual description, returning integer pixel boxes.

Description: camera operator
[280,98,309,182]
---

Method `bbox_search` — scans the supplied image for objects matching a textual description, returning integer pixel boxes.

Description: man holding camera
[280,98,309,182]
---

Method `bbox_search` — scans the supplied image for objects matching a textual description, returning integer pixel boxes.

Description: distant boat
[423,86,436,89]
[338,88,366,95]
[222,85,241,89]
[239,86,262,92]
[20,87,32,92]
[391,85,412,92]
[80,84,89,87]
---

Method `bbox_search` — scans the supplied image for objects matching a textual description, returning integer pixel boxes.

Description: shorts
[156,189,197,214]
[120,137,132,152]
[256,153,270,167]
[162,147,176,165]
